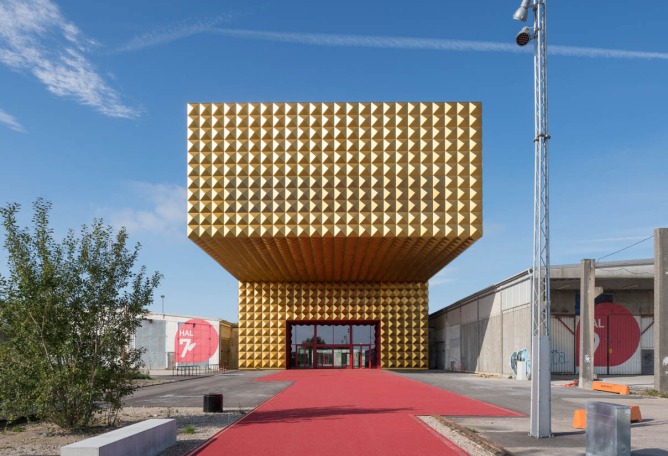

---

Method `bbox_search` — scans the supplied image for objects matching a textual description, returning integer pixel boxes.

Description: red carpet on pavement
[188,370,522,456]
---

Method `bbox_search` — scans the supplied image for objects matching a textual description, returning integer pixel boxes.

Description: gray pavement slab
[125,370,290,410]
[61,419,176,456]
[392,370,668,456]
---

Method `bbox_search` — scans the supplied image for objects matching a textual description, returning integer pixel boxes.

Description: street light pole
[513,0,552,438]
[161,294,165,316]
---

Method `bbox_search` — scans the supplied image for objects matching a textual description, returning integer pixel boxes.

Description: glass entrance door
[296,345,313,368]
[334,346,350,368]
[353,346,361,368]
[316,347,334,367]
[288,322,378,369]
[352,345,375,368]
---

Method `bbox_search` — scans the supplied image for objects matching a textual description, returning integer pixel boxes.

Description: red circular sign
[576,303,640,367]
[174,319,219,363]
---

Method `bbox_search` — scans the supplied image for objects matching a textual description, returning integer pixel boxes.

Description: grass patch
[183,424,196,435]
[129,370,152,380]
[646,389,668,398]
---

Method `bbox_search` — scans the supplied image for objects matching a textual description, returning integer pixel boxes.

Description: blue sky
[1,0,667,322]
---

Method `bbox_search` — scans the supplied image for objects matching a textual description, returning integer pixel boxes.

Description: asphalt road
[125,369,668,455]
[124,371,290,409]
[392,371,668,456]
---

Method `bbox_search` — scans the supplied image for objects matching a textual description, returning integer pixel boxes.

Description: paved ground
[125,371,290,409]
[127,370,668,455]
[393,371,668,456]
[185,370,519,456]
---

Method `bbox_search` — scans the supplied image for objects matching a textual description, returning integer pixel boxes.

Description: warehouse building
[133,313,221,372]
[428,259,655,377]
[187,101,483,369]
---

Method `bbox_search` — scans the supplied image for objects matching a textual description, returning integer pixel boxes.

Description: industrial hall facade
[187,102,482,370]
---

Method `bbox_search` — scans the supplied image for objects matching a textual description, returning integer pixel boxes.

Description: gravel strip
[420,415,512,456]
[0,407,247,456]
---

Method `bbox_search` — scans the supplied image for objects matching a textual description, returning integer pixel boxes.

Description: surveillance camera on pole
[511,0,552,439]
[513,0,531,21]
[516,26,532,46]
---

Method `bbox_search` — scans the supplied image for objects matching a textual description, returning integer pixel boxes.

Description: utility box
[516,361,527,380]
[585,402,631,456]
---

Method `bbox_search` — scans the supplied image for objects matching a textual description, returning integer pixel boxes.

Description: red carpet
[189,370,522,456]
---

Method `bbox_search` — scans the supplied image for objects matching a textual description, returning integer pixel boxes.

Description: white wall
[137,313,220,369]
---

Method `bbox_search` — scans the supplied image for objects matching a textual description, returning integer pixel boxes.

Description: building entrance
[288,322,378,369]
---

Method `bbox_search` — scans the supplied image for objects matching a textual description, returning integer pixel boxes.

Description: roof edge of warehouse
[144,311,237,324]
[430,257,654,319]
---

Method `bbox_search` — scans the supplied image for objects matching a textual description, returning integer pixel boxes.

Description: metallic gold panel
[187,102,482,282]
[238,281,428,369]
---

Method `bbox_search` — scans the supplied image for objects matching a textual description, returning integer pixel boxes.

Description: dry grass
[0,406,246,456]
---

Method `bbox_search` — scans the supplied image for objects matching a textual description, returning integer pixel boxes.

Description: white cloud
[105,182,186,239]
[0,0,137,118]
[571,235,649,244]
[213,28,668,61]
[0,108,25,132]
[112,15,232,54]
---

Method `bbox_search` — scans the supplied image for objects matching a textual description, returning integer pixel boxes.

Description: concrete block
[61,418,176,456]
[572,409,586,429]
[592,381,630,395]
[573,405,642,429]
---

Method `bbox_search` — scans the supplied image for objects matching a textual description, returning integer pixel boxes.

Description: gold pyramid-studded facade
[239,282,428,369]
[187,102,482,369]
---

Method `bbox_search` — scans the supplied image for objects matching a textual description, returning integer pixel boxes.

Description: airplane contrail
[213,28,668,61]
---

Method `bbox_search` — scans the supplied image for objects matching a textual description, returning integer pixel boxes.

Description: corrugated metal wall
[607,314,641,375]
[430,280,654,377]
[641,316,654,349]
[437,311,655,376]
[551,315,575,373]
[550,314,648,375]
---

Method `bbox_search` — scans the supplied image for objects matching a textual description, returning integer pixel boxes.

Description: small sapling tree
[0,199,162,429]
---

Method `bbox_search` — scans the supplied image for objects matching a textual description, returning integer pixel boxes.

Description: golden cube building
[187,102,482,369]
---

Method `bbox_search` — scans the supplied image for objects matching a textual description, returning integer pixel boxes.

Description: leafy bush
[0,199,162,429]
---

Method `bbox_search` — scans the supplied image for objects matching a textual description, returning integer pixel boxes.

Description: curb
[135,373,218,389]
[431,415,514,456]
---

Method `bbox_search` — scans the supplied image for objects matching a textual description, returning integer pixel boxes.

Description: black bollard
[203,393,223,413]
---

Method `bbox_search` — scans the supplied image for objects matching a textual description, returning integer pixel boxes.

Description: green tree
[0,199,162,429]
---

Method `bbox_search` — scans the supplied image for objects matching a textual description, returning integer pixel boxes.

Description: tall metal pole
[529,0,552,438]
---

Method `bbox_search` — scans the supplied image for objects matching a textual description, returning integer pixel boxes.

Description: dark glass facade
[288,322,379,369]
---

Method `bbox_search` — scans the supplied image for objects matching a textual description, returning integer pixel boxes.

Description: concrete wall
[502,305,531,376]
[136,320,167,370]
[429,274,654,377]
[134,313,220,370]
[430,274,533,376]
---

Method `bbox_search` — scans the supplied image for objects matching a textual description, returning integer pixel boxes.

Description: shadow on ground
[235,405,410,425]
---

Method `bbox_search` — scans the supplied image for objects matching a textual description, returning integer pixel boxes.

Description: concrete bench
[61,418,176,456]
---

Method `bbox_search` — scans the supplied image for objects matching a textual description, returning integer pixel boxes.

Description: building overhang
[187,102,482,282]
